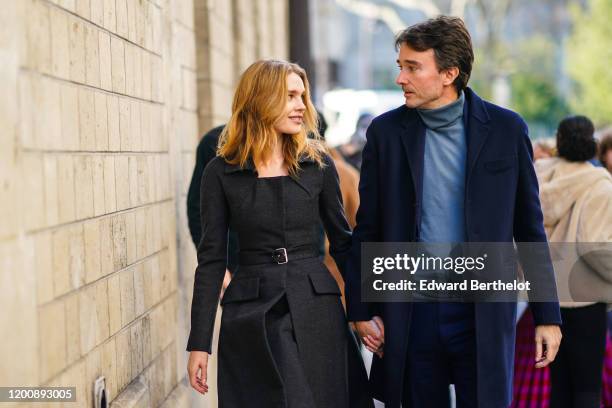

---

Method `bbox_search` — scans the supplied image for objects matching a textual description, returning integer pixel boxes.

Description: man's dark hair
[556,115,597,162]
[395,16,474,92]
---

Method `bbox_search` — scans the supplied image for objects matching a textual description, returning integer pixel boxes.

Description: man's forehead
[397,44,434,59]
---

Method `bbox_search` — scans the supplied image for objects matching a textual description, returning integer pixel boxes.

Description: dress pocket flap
[308,273,341,295]
[221,277,260,305]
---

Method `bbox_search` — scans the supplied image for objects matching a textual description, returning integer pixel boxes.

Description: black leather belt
[239,247,319,266]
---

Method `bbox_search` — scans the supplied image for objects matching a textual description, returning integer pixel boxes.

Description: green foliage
[510,73,569,131]
[566,0,612,125]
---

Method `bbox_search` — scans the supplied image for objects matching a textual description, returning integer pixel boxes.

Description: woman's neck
[255,136,287,176]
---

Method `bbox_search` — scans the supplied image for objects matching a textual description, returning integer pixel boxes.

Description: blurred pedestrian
[535,115,612,408]
[532,139,556,162]
[186,125,235,298]
[186,59,373,408]
[338,113,374,170]
[598,128,612,174]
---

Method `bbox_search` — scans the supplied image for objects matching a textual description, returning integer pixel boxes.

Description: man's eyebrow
[396,59,421,65]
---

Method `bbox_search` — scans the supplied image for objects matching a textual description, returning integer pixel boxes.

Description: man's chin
[404,99,420,109]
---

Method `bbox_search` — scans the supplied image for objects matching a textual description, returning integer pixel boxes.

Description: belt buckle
[273,248,288,264]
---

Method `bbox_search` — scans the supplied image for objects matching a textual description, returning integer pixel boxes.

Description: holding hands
[354,316,385,357]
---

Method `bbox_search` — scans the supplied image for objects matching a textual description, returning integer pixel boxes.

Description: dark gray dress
[187,154,372,408]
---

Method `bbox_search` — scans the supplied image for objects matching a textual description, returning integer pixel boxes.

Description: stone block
[76,0,90,19]
[65,291,81,365]
[99,216,115,277]
[116,0,128,38]
[95,91,109,151]
[39,300,66,382]
[104,156,117,212]
[60,83,80,151]
[104,0,117,32]
[50,6,70,78]
[130,100,141,151]
[114,155,130,210]
[107,95,121,151]
[112,214,127,271]
[128,155,138,207]
[107,272,122,335]
[134,208,146,259]
[124,211,136,265]
[101,337,118,401]
[83,218,102,284]
[22,153,45,232]
[78,87,96,151]
[114,328,133,394]
[84,23,100,87]
[124,43,135,97]
[92,155,105,216]
[110,36,126,93]
[34,231,54,305]
[68,15,86,83]
[119,268,135,327]
[141,50,151,101]
[133,263,145,317]
[42,154,59,228]
[118,97,131,151]
[90,0,104,26]
[126,0,137,43]
[57,154,76,223]
[39,76,62,151]
[25,0,52,74]
[74,155,94,219]
[99,30,112,91]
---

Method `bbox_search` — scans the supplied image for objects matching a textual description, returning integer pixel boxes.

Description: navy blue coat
[345,88,562,408]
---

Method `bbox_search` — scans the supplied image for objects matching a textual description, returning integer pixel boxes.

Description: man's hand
[354,316,385,357]
[534,325,562,368]
[188,351,209,394]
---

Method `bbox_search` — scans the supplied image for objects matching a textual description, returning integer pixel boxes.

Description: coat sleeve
[345,124,381,322]
[512,121,562,326]
[186,158,229,352]
[319,155,353,278]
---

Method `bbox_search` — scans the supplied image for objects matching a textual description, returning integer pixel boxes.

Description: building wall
[0,0,287,407]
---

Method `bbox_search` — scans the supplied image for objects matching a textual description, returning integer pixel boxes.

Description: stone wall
[0,0,288,407]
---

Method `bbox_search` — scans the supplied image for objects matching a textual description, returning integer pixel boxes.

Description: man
[186,125,235,293]
[345,16,562,408]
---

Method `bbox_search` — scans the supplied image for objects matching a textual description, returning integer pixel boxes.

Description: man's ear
[443,67,460,86]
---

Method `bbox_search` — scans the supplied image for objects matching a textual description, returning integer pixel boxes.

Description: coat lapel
[400,107,426,208]
[464,88,491,186]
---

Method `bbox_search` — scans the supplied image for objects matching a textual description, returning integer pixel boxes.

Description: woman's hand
[188,351,210,394]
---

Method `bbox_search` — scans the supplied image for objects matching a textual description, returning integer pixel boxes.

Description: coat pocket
[221,277,260,305]
[484,155,517,173]
[308,272,341,295]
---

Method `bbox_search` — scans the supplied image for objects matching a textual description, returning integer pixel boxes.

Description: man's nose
[396,71,407,86]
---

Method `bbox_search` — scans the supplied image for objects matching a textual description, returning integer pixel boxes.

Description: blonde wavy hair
[218,59,326,176]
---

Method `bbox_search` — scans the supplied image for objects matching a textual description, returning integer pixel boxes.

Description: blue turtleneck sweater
[417,92,466,244]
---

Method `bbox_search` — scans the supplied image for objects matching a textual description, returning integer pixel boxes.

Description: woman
[535,115,612,408]
[186,60,373,408]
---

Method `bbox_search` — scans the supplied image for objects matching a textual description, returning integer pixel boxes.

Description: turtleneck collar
[417,91,465,130]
